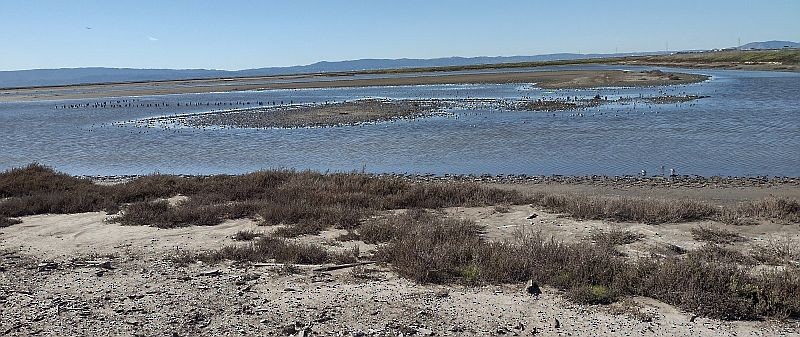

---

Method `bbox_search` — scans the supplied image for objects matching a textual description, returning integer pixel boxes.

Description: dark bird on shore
[526,280,541,296]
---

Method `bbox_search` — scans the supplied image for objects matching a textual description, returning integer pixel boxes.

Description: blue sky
[1,0,798,71]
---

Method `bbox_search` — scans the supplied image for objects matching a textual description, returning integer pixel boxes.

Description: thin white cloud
[147,36,159,41]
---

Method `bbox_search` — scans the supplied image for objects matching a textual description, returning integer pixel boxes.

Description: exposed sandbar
[188,99,445,128]
[136,94,707,129]
[0,70,708,102]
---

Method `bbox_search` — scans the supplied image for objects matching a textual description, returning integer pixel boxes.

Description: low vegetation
[2,165,796,231]
[3,164,800,321]
[0,164,527,232]
[751,237,800,266]
[367,211,800,320]
[528,193,718,224]
[735,198,800,224]
[588,229,645,246]
[232,230,262,241]
[0,216,22,227]
[193,236,358,265]
[637,49,800,66]
[691,226,746,244]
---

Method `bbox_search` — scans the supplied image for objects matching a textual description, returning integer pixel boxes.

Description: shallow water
[1,65,798,176]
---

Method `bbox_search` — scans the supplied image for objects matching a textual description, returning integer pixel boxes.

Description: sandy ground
[123,94,706,129]
[2,182,799,336]
[0,70,706,102]
[186,99,446,129]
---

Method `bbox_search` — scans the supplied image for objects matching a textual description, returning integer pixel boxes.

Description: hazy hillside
[738,40,799,50]
[0,52,659,89]
[1,40,796,89]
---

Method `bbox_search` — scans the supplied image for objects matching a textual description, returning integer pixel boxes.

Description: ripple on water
[0,66,798,177]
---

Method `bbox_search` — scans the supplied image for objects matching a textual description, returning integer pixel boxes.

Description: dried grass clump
[691,226,746,244]
[751,237,800,266]
[589,229,645,246]
[0,164,527,232]
[529,193,717,224]
[734,198,800,224]
[196,237,357,265]
[371,210,800,320]
[0,217,22,227]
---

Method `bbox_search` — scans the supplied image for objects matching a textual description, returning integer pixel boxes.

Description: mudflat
[0,69,707,102]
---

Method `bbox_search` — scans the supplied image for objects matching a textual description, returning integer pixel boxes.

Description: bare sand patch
[0,212,260,260]
[3,205,798,335]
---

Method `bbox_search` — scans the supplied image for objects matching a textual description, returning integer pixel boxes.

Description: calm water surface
[1,65,798,176]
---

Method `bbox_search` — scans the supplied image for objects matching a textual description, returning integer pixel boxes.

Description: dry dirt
[3,185,799,336]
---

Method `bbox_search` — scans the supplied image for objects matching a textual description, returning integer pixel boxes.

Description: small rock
[527,213,538,219]
[282,322,312,336]
[415,327,434,336]
[449,325,465,332]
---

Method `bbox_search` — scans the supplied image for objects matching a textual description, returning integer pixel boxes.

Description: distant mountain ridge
[737,40,799,50]
[0,40,796,89]
[0,52,660,89]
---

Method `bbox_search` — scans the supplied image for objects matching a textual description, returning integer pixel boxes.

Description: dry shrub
[372,210,800,320]
[232,230,262,241]
[735,198,800,224]
[373,211,484,283]
[568,285,618,305]
[716,209,758,226]
[493,204,512,213]
[751,237,800,266]
[335,230,361,242]
[115,199,223,228]
[687,244,755,265]
[271,222,329,238]
[589,229,645,246]
[0,190,111,217]
[359,209,433,244]
[0,164,115,217]
[530,193,717,224]
[0,164,526,230]
[0,163,96,197]
[107,174,190,203]
[0,217,22,227]
[196,236,356,265]
[691,226,746,244]
[350,265,383,281]
[0,170,523,232]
